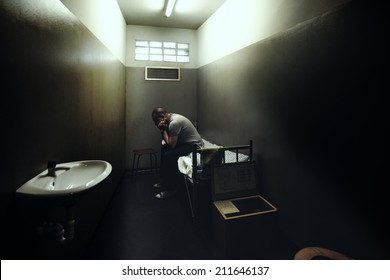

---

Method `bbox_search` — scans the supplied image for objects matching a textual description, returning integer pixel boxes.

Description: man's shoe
[155,190,176,199]
[153,182,162,188]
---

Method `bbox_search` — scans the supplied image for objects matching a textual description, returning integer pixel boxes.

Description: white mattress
[177,139,249,178]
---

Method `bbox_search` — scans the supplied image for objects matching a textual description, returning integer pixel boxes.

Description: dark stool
[132,148,158,177]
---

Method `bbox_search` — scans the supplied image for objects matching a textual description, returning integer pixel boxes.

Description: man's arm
[161,129,177,149]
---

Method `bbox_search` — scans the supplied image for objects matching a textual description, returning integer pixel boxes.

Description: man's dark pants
[160,143,193,191]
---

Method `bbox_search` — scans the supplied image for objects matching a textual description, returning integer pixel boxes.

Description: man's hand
[157,119,167,130]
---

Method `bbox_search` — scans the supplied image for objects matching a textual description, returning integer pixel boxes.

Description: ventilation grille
[145,67,180,81]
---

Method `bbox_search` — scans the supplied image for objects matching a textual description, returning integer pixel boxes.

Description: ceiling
[117,0,227,30]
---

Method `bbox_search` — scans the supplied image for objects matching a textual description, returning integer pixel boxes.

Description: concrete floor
[85,170,297,260]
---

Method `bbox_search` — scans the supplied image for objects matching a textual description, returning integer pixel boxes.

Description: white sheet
[177,139,250,178]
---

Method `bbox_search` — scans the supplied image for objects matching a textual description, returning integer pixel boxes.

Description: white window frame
[135,40,190,63]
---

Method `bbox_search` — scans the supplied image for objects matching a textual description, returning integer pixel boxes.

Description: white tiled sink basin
[16,160,112,197]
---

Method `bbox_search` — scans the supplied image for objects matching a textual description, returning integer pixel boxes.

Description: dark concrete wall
[197,2,386,259]
[1,0,126,259]
[126,67,197,168]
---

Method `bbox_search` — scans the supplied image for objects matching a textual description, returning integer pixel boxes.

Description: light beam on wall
[164,0,177,17]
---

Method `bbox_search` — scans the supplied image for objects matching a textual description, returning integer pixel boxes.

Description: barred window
[135,40,190,63]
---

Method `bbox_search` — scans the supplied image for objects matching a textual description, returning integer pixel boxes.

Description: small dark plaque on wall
[145,67,180,81]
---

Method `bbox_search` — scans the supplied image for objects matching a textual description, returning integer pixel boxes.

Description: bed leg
[184,175,195,219]
[249,139,253,161]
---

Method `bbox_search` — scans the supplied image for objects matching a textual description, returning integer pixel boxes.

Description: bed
[178,139,252,180]
[177,138,253,221]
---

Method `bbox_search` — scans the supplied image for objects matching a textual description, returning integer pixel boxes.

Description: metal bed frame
[183,140,253,222]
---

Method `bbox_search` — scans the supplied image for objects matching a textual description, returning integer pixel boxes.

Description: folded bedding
[177,139,250,178]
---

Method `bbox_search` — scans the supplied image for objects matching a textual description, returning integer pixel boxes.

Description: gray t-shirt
[168,113,203,146]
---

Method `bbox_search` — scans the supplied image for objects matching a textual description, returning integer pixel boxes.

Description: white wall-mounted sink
[16,160,112,197]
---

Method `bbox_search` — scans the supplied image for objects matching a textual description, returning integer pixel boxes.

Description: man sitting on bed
[152,107,203,199]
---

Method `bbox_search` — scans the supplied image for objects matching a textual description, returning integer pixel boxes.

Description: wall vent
[145,66,180,81]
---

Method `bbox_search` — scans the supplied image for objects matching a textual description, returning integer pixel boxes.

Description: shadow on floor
[84,171,297,260]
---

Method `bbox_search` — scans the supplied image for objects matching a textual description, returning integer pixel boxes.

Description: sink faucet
[47,161,57,177]
[47,161,71,177]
